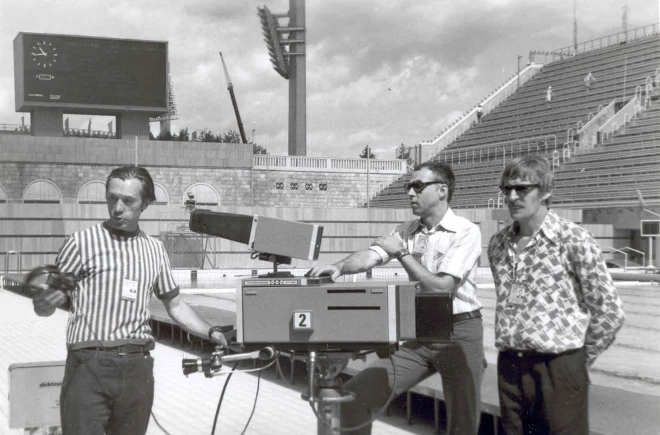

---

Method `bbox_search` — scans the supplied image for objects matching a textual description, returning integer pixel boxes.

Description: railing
[417,64,544,158]
[549,22,659,58]
[430,134,558,167]
[253,155,407,174]
[64,128,116,138]
[598,96,640,140]
[5,251,22,275]
[0,124,30,134]
[604,247,627,272]
[578,101,616,149]
[620,247,645,269]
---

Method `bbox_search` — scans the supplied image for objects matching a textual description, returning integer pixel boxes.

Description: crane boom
[219,52,248,144]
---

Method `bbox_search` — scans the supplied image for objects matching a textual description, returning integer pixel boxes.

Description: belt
[502,347,582,359]
[84,344,150,355]
[452,309,481,323]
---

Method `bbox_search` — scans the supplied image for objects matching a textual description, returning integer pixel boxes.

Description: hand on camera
[210,330,228,347]
[306,264,341,282]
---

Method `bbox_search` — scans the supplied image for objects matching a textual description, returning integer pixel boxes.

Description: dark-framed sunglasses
[499,184,541,195]
[403,180,445,193]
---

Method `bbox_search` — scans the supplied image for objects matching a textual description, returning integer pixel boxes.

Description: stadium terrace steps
[370,33,660,210]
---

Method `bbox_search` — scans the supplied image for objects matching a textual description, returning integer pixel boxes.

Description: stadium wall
[0,134,624,271]
[0,202,616,272]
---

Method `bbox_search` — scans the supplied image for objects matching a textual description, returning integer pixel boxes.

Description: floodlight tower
[257,0,306,156]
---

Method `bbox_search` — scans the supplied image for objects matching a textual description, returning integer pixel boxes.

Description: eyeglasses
[403,180,445,193]
[499,184,541,195]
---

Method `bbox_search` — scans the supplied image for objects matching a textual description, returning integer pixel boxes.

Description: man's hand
[32,285,68,317]
[210,330,228,347]
[371,235,404,256]
[306,264,342,282]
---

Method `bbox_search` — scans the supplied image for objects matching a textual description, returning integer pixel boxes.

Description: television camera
[183,210,452,434]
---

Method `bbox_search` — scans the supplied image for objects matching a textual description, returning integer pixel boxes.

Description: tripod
[304,351,357,435]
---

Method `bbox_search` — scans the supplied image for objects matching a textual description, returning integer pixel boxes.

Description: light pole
[516,55,522,139]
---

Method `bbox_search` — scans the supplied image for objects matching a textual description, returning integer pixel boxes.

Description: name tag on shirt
[508,283,525,306]
[122,278,139,302]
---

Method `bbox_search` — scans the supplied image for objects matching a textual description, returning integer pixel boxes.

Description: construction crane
[219,52,248,144]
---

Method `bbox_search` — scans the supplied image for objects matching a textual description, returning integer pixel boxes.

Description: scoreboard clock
[14,32,168,114]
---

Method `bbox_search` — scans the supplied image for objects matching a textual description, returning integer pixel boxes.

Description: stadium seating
[370,33,660,210]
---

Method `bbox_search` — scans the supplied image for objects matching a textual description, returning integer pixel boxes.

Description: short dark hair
[105,166,156,205]
[413,161,456,202]
[501,156,554,205]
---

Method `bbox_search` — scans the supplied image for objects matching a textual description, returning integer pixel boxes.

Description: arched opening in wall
[77,180,106,204]
[23,179,62,203]
[0,184,6,203]
[183,183,219,207]
[154,183,169,205]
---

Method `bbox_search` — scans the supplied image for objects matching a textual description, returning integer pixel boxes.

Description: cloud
[0,0,658,158]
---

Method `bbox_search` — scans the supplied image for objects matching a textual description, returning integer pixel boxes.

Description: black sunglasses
[403,180,445,193]
[499,184,541,195]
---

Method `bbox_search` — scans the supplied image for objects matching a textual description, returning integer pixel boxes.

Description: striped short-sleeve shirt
[56,222,179,350]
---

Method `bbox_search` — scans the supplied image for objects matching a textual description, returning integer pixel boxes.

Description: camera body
[236,278,419,353]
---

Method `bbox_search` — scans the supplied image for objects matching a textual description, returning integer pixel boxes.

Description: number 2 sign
[293,311,313,330]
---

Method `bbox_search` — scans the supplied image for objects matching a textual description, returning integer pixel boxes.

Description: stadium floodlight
[257,6,289,79]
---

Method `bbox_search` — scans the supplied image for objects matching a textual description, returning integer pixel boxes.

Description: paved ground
[2,268,659,434]
[0,288,437,435]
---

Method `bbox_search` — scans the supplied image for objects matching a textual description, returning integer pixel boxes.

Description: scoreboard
[14,32,168,114]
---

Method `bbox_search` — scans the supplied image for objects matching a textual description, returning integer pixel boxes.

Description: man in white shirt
[309,161,485,435]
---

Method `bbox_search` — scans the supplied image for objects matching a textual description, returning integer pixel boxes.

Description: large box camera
[236,278,420,352]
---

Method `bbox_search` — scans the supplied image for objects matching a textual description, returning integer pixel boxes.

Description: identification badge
[121,278,139,302]
[508,283,526,306]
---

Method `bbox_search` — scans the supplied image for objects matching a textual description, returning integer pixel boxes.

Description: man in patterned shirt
[33,166,228,435]
[488,155,624,434]
[309,161,485,435]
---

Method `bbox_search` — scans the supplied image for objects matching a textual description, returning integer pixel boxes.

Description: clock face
[31,40,58,68]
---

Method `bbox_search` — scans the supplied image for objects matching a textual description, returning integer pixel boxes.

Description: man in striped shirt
[488,156,625,434]
[309,162,485,435]
[33,166,227,435]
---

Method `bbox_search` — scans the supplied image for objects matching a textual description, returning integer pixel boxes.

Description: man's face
[106,178,147,232]
[406,168,444,217]
[501,177,551,223]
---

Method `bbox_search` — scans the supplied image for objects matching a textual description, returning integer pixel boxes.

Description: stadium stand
[370,33,660,210]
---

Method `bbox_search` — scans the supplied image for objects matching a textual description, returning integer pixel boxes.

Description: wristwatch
[394,248,410,260]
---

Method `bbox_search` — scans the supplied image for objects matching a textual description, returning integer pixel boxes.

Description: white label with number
[293,311,313,330]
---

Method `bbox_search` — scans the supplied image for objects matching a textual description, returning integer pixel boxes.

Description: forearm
[165,297,213,339]
[399,255,457,293]
[335,250,381,275]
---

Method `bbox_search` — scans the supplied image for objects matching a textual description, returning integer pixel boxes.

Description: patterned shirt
[488,210,625,363]
[370,208,482,314]
[56,222,179,350]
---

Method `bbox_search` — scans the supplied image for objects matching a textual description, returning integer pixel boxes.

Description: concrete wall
[0,202,616,273]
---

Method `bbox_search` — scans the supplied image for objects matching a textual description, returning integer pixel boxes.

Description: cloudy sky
[0,0,657,158]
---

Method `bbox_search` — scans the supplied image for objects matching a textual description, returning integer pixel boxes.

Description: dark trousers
[340,317,485,435]
[498,347,589,435]
[60,348,155,435]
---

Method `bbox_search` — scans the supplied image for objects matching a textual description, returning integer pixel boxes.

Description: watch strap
[395,248,410,260]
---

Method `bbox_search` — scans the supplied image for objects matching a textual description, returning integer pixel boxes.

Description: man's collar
[103,221,140,238]
[414,208,458,234]
[502,210,561,244]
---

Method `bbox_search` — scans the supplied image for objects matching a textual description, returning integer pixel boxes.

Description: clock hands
[32,47,47,57]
